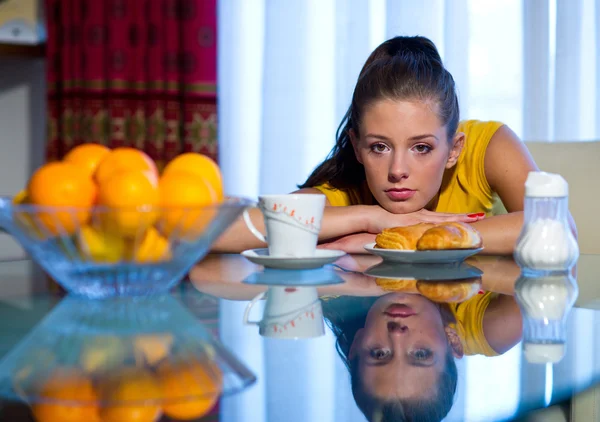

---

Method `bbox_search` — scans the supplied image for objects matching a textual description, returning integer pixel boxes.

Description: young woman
[214,35,573,255]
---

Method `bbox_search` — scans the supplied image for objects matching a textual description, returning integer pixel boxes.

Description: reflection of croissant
[416,222,482,250]
[375,278,418,293]
[416,278,482,303]
[375,223,436,250]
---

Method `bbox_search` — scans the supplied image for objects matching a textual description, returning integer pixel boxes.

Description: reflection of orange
[31,368,100,422]
[98,367,162,422]
[158,358,223,420]
[27,162,96,235]
[133,227,171,263]
[95,147,158,185]
[64,144,111,177]
[163,153,224,200]
[97,170,159,237]
[158,171,217,240]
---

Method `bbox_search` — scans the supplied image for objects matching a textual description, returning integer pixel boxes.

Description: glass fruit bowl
[0,196,252,298]
[0,292,256,418]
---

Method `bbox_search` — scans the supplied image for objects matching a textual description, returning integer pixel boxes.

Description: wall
[0,56,47,294]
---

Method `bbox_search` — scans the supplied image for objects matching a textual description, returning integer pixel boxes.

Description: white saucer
[364,243,483,264]
[241,248,346,270]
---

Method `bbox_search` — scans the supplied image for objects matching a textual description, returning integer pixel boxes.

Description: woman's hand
[366,206,484,234]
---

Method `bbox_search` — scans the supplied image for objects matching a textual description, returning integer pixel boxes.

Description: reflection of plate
[364,261,483,281]
[243,268,344,286]
[241,249,346,270]
[364,243,483,264]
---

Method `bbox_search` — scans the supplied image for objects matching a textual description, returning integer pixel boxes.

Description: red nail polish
[468,213,485,218]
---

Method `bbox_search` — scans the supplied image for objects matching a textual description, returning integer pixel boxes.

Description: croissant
[375,278,418,293]
[375,223,436,250]
[416,222,482,251]
[416,277,482,303]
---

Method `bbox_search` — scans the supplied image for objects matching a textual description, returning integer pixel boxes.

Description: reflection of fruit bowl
[0,197,252,298]
[0,293,256,420]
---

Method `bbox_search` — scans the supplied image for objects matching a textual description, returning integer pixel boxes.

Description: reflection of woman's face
[350,293,457,400]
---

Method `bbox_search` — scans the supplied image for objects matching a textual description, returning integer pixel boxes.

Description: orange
[157,171,217,240]
[97,367,162,422]
[95,147,158,185]
[163,153,224,200]
[97,170,159,237]
[157,358,222,420]
[64,143,111,177]
[31,368,100,422]
[133,227,172,263]
[27,162,96,236]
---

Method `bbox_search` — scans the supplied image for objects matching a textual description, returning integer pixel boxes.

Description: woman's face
[351,99,464,214]
[350,293,461,400]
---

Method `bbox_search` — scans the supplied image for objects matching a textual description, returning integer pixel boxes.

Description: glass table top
[0,254,598,422]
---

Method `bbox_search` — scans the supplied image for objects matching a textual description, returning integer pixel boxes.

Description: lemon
[133,227,171,263]
[77,225,127,263]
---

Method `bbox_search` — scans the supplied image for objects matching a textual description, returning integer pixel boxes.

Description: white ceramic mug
[243,286,325,339]
[243,194,326,257]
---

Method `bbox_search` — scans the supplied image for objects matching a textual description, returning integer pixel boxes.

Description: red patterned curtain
[42,2,221,420]
[44,0,218,169]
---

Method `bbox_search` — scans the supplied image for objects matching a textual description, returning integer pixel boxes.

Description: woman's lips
[384,304,416,317]
[385,188,416,200]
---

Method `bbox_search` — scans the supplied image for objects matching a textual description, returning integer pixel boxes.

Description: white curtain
[218,1,600,421]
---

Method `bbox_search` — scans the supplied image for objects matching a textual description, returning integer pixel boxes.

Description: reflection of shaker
[514,172,579,275]
[515,273,578,363]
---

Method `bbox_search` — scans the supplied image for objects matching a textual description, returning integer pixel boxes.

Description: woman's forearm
[471,212,523,255]
[211,205,370,253]
[472,211,578,256]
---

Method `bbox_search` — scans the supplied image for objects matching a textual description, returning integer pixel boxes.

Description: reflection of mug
[242,194,325,257]
[243,287,325,339]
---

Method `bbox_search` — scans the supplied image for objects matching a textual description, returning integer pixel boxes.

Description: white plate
[363,243,483,264]
[243,268,344,286]
[364,261,483,281]
[241,248,346,270]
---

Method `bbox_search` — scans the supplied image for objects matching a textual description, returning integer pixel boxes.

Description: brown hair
[299,36,460,190]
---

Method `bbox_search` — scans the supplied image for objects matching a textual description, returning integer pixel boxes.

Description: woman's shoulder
[455,119,506,183]
[458,119,505,143]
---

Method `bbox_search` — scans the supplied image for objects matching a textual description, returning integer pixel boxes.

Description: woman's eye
[370,143,388,153]
[412,349,433,361]
[370,348,391,360]
[413,144,432,154]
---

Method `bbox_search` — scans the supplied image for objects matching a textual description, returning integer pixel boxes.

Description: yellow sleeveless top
[314,119,505,215]
[447,292,499,357]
